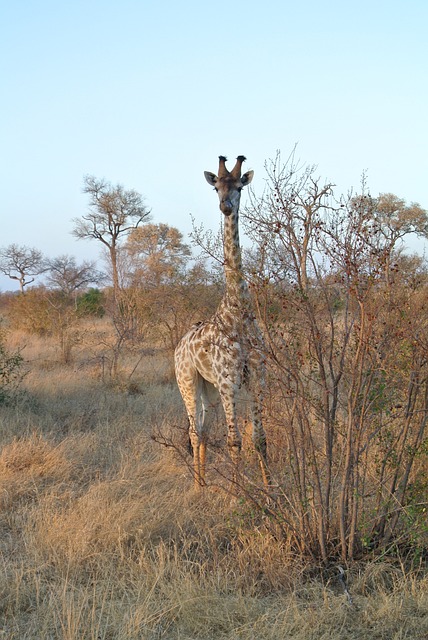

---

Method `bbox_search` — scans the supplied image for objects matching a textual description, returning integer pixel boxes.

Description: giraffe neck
[222,208,249,309]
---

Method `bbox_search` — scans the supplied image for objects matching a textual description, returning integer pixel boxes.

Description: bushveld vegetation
[0,154,427,638]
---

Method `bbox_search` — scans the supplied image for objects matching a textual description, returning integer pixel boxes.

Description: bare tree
[0,244,46,293]
[72,176,151,298]
[46,254,105,296]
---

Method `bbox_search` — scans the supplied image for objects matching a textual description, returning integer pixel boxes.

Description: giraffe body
[174,156,269,488]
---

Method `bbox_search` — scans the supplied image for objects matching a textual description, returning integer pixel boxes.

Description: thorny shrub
[240,151,428,564]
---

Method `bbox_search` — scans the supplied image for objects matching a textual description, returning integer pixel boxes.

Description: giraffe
[174,155,269,489]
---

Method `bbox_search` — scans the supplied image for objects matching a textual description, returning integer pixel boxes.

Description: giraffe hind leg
[186,375,212,488]
[197,378,220,487]
[176,373,204,487]
[189,378,221,488]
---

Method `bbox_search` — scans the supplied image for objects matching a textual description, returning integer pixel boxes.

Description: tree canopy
[0,244,46,293]
[124,223,191,287]
[72,176,151,296]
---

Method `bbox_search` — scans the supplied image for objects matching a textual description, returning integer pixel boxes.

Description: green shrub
[77,288,105,317]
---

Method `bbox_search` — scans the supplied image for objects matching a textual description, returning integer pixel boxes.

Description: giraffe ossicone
[174,155,269,489]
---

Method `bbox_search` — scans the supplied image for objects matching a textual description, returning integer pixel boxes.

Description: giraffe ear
[241,170,254,186]
[204,171,217,186]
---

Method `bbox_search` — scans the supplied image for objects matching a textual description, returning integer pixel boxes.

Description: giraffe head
[204,155,254,216]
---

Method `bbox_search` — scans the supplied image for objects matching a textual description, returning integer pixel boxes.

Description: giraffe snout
[220,199,233,215]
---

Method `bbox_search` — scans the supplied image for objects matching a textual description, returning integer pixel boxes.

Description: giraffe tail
[187,436,193,456]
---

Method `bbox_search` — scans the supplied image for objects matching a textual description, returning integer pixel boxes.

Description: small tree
[72,176,151,298]
[332,192,428,288]
[124,223,191,287]
[0,244,46,293]
[46,255,105,297]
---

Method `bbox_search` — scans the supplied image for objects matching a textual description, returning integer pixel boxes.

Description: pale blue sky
[1,0,427,290]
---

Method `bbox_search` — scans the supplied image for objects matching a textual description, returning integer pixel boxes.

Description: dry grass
[0,326,427,639]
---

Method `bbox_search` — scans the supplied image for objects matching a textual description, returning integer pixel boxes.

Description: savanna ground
[0,319,427,640]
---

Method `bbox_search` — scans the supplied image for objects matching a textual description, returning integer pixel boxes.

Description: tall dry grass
[0,325,427,639]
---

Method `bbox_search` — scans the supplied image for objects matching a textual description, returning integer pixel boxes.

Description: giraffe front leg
[189,422,206,488]
[199,438,207,486]
[251,401,270,488]
[227,428,242,467]
[228,433,242,489]
[226,428,242,488]
[220,390,242,482]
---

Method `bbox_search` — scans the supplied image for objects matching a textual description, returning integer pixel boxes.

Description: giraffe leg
[188,418,206,488]
[250,397,270,488]
[187,377,212,489]
[189,396,210,489]
[219,388,242,480]
[174,338,214,488]
[196,380,216,487]
[176,372,206,489]
[199,439,207,485]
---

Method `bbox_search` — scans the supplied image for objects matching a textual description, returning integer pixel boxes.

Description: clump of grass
[0,433,73,509]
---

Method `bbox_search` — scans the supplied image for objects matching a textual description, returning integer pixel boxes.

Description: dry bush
[243,154,428,563]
